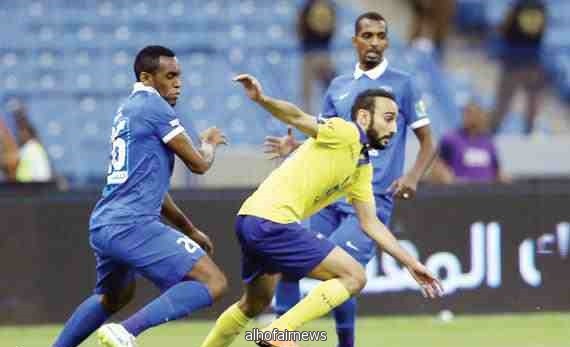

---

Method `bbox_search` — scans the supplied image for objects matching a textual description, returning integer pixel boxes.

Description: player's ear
[139,71,153,86]
[355,109,371,129]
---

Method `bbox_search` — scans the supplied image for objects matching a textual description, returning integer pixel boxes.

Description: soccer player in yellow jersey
[199,74,442,347]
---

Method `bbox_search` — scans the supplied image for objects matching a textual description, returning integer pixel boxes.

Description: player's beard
[366,116,392,150]
[367,128,391,150]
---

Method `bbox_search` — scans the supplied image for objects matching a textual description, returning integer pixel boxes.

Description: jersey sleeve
[319,87,337,119]
[347,164,374,204]
[315,117,358,148]
[146,98,186,143]
[403,78,430,130]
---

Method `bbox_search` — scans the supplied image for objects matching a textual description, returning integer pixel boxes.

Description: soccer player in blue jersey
[267,12,437,347]
[51,46,228,347]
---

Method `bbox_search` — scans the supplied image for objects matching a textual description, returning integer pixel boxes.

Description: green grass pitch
[1,313,568,347]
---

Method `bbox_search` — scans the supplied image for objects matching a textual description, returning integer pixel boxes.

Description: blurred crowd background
[0,0,568,188]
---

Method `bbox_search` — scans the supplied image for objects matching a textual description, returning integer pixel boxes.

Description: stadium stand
[0,0,566,184]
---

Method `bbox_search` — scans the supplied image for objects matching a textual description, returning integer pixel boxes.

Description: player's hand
[387,173,418,200]
[263,127,299,159]
[406,262,444,299]
[188,228,215,256]
[233,74,263,102]
[200,127,228,146]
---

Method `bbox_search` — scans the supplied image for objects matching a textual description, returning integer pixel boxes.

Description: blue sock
[334,297,356,347]
[52,294,110,347]
[122,280,212,337]
[274,279,301,316]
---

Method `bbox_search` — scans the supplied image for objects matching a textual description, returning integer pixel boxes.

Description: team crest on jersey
[415,99,428,118]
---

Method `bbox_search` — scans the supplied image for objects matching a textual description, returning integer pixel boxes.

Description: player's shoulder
[329,73,354,88]
[129,91,174,117]
[320,117,359,142]
[384,66,413,82]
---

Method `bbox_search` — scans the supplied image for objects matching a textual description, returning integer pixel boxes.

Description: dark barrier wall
[1,181,569,324]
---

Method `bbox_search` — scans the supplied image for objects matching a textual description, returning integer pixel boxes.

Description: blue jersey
[90,83,186,229]
[321,60,430,203]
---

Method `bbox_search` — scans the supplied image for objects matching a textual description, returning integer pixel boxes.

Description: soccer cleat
[96,323,138,347]
[255,339,300,347]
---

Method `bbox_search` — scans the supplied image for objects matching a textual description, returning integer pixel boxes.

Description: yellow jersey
[239,117,374,223]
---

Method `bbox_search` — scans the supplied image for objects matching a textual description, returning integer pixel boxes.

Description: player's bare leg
[184,255,229,301]
[260,247,365,345]
[101,281,137,314]
[98,256,228,347]
[238,274,280,317]
[200,274,279,347]
[306,246,366,293]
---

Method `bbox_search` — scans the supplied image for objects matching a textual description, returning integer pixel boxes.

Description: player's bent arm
[161,192,198,233]
[352,199,420,268]
[166,132,214,175]
[410,125,437,181]
[162,192,215,254]
[257,95,318,138]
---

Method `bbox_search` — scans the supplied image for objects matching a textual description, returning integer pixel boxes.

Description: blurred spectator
[490,0,547,135]
[408,0,456,58]
[0,102,53,183]
[429,101,509,184]
[298,0,336,113]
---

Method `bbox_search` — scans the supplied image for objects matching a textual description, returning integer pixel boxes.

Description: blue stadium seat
[8,0,545,184]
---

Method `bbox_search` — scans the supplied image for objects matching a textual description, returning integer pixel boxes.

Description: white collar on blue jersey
[353,59,388,80]
[131,82,160,96]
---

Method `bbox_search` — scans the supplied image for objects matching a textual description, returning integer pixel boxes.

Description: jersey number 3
[107,116,129,184]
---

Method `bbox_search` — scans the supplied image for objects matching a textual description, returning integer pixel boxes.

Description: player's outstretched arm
[233,74,318,138]
[352,199,443,298]
[263,127,302,159]
[161,192,214,255]
[166,128,227,174]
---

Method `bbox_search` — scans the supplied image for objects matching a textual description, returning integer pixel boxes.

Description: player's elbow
[358,219,376,236]
[187,160,209,175]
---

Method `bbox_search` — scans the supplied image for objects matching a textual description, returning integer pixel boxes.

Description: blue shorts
[310,197,393,266]
[235,215,336,283]
[89,220,206,293]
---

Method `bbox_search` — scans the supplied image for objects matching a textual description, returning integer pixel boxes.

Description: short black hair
[354,11,387,35]
[133,45,176,81]
[351,89,396,121]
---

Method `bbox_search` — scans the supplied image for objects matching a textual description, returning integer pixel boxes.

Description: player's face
[367,97,398,150]
[463,103,488,133]
[352,19,388,69]
[152,56,182,106]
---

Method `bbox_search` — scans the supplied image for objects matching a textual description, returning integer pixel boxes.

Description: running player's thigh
[306,246,364,281]
[112,221,207,291]
[90,227,136,296]
[309,205,342,238]
[92,252,136,296]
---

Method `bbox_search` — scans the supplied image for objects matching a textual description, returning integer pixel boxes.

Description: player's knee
[204,271,228,302]
[340,264,367,295]
[238,292,272,317]
[100,283,136,313]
